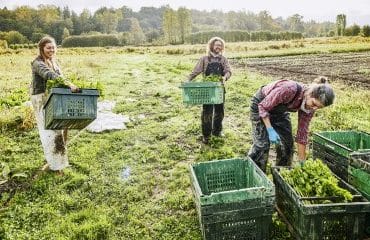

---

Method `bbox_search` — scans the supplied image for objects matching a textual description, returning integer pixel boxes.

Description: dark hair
[313,76,328,84]
[38,36,56,60]
[310,76,335,106]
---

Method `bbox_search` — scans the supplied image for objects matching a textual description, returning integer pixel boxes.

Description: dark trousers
[248,96,293,172]
[201,103,224,139]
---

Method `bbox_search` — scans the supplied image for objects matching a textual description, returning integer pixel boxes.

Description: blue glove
[266,127,280,144]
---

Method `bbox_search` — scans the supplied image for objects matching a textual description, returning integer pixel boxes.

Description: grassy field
[0,37,369,239]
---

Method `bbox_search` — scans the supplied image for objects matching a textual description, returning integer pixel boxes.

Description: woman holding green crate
[187,37,232,144]
[30,36,78,174]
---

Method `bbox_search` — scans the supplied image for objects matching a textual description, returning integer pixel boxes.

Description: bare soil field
[234,51,370,88]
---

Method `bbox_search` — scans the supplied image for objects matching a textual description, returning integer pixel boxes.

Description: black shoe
[202,137,210,144]
[213,132,224,137]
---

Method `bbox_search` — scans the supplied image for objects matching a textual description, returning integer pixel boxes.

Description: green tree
[49,19,73,44]
[287,14,304,32]
[94,7,123,33]
[62,27,70,40]
[303,20,320,37]
[162,7,179,44]
[145,29,161,43]
[62,6,71,19]
[352,24,361,36]
[0,39,7,48]
[13,6,35,39]
[127,18,146,45]
[336,14,346,36]
[0,7,17,32]
[0,31,27,44]
[117,6,134,32]
[79,9,94,34]
[362,25,370,37]
[37,4,61,30]
[31,32,45,43]
[258,10,279,31]
[226,11,258,31]
[345,24,361,36]
[177,7,192,44]
[327,30,335,37]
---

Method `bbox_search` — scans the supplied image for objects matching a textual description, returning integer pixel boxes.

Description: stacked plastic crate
[190,158,275,240]
[272,166,370,239]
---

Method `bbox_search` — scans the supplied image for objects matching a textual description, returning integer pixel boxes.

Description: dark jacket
[31,56,61,95]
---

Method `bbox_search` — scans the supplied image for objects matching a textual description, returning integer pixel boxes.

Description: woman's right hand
[69,84,80,93]
[63,79,80,92]
[266,127,281,144]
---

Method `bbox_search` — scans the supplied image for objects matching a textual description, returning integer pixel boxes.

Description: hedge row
[9,43,37,49]
[0,40,7,49]
[62,34,120,47]
[187,30,303,44]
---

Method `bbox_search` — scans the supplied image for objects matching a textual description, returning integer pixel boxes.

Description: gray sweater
[31,56,61,95]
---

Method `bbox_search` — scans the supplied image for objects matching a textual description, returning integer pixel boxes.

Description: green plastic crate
[349,154,370,200]
[179,82,224,105]
[190,158,275,240]
[272,166,370,240]
[349,166,370,200]
[349,153,370,236]
[312,131,370,181]
[43,88,99,130]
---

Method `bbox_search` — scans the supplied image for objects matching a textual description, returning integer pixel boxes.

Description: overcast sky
[1,0,370,24]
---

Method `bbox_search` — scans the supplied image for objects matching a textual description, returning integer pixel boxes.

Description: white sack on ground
[86,100,130,133]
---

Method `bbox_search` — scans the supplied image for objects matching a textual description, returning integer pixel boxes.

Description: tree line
[0,5,369,47]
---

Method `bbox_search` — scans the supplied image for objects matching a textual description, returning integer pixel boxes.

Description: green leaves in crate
[203,74,222,82]
[47,74,104,97]
[280,159,353,204]
[46,77,68,89]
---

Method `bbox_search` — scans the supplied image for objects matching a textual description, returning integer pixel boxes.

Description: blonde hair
[38,36,57,70]
[206,37,225,55]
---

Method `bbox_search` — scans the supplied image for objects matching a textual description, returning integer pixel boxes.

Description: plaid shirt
[258,80,314,145]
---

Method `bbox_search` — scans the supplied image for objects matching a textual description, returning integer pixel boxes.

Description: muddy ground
[233,51,370,88]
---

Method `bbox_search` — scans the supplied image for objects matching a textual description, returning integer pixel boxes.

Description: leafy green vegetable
[46,74,104,97]
[0,89,28,109]
[271,212,293,240]
[46,77,68,89]
[203,74,222,82]
[280,159,353,204]
[0,161,27,185]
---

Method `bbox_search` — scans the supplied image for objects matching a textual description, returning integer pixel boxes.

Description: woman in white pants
[30,36,78,174]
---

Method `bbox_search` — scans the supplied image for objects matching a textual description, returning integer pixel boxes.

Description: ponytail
[310,76,335,106]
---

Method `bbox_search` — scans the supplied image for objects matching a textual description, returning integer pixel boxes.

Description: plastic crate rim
[313,131,353,152]
[313,131,370,152]
[43,87,100,110]
[179,81,223,88]
[190,158,275,197]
